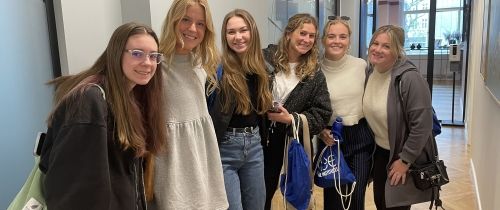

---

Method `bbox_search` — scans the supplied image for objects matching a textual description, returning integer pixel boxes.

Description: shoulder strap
[90,83,106,100]
[395,70,440,161]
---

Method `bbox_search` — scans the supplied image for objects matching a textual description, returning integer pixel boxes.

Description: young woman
[261,13,332,210]
[318,17,375,210]
[39,22,166,210]
[209,9,272,210]
[363,25,436,209]
[150,0,228,209]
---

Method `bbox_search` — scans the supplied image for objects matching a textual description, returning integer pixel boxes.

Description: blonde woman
[261,13,332,210]
[363,25,436,209]
[318,17,375,210]
[150,0,228,209]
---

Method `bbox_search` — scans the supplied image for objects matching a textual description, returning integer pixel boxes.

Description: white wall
[340,1,361,57]
[466,0,500,209]
[55,0,122,75]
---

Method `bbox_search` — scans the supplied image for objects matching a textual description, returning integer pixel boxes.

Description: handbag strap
[395,70,439,162]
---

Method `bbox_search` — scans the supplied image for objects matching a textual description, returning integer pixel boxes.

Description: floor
[270,79,476,209]
[271,126,478,210]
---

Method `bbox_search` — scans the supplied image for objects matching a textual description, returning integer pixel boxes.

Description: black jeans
[373,145,410,210]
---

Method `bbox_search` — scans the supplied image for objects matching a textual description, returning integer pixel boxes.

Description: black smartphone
[33,132,46,156]
[270,101,282,113]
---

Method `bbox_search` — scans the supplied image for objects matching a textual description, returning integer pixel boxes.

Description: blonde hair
[159,0,219,94]
[321,19,352,42]
[274,13,319,79]
[369,25,406,61]
[220,9,272,114]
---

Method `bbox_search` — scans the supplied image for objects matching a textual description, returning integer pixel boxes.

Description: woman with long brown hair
[39,22,166,210]
[209,9,272,210]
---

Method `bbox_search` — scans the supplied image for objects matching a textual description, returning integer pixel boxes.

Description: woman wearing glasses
[262,13,332,210]
[208,9,272,210]
[318,17,375,210]
[39,22,166,210]
[150,0,228,209]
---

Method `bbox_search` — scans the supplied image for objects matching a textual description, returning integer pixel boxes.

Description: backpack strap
[207,65,223,110]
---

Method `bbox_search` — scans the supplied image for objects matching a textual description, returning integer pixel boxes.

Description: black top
[228,74,258,128]
[39,85,146,210]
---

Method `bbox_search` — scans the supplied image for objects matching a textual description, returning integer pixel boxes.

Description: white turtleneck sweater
[321,54,367,126]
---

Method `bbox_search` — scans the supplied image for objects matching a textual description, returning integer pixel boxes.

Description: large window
[403,0,463,51]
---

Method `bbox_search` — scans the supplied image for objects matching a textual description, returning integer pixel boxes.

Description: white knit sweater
[321,54,367,126]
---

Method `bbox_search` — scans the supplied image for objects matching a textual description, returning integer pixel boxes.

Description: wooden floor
[271,126,478,210]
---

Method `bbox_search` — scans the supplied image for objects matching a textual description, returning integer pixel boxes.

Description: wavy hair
[47,22,166,201]
[220,9,272,114]
[159,0,219,94]
[274,13,319,79]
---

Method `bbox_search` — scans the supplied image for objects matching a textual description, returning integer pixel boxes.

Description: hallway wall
[0,0,54,208]
[466,0,500,209]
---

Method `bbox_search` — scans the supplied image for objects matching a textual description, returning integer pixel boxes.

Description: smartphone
[33,132,46,157]
[270,101,282,113]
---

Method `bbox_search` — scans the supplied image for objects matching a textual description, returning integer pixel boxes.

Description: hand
[318,129,335,146]
[388,159,410,186]
[267,106,293,125]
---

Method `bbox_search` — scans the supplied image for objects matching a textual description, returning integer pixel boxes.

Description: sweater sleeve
[43,87,112,210]
[398,70,434,164]
[295,70,332,136]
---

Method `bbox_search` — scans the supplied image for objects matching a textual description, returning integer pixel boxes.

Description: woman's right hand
[318,128,335,146]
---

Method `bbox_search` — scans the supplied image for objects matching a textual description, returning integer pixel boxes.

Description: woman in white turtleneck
[318,17,375,210]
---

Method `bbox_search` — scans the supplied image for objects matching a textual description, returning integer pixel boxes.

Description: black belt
[227,126,257,133]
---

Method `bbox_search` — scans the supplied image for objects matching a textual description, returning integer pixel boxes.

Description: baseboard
[470,159,482,210]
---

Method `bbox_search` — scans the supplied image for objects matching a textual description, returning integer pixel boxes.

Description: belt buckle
[243,127,253,133]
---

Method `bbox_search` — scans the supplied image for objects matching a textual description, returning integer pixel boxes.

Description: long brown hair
[47,22,166,201]
[159,0,219,95]
[220,9,272,114]
[274,13,319,80]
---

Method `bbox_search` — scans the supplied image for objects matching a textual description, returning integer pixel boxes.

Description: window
[403,0,463,51]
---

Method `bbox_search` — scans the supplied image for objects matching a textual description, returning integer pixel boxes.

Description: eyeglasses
[328,16,350,21]
[125,49,163,64]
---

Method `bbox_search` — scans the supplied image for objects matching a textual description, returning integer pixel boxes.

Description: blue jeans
[219,127,265,210]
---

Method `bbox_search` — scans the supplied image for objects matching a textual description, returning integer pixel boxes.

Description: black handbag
[409,159,449,190]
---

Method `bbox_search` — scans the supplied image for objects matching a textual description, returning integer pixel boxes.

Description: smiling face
[176,3,206,54]
[122,34,159,90]
[369,32,397,72]
[323,23,350,61]
[287,23,316,62]
[225,16,250,55]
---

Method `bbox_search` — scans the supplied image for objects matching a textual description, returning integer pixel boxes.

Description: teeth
[136,71,149,75]
[183,34,196,40]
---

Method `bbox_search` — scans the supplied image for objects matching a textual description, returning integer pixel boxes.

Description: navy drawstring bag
[314,117,356,187]
[279,115,312,210]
